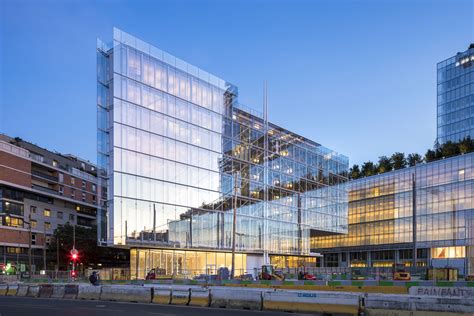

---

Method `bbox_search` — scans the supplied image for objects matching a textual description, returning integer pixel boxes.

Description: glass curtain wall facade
[437,44,474,144]
[312,153,474,275]
[97,28,348,276]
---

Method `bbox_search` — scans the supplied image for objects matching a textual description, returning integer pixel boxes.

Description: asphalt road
[0,296,309,316]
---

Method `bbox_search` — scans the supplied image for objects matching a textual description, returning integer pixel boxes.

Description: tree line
[349,137,474,179]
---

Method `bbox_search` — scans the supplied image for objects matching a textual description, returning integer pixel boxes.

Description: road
[0,296,309,316]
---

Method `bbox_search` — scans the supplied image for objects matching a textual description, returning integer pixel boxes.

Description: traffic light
[70,248,79,262]
[71,270,77,277]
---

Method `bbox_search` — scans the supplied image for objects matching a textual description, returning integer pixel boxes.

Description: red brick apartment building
[0,134,97,273]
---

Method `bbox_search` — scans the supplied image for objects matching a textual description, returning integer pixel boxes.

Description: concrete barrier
[51,285,65,299]
[63,284,78,299]
[0,284,8,295]
[152,287,171,304]
[263,290,360,315]
[100,285,151,303]
[170,288,190,305]
[409,286,474,298]
[365,293,474,315]
[39,284,53,298]
[77,285,101,300]
[16,284,29,297]
[6,284,18,296]
[211,288,262,310]
[189,288,210,307]
[27,285,40,298]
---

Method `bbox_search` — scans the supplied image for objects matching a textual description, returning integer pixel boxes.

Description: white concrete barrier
[51,285,66,299]
[100,285,151,303]
[27,285,40,298]
[77,285,101,300]
[211,288,262,310]
[409,286,474,298]
[6,284,18,296]
[152,287,171,304]
[0,284,8,295]
[170,288,190,305]
[189,288,210,307]
[263,290,360,315]
[16,285,29,297]
[365,293,474,315]
[63,284,78,299]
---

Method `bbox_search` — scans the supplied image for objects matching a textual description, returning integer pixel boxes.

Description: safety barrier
[77,284,101,300]
[16,284,29,296]
[262,289,360,315]
[170,287,190,305]
[188,288,210,307]
[64,284,78,299]
[151,287,171,304]
[6,284,18,296]
[210,288,262,310]
[0,284,7,295]
[100,285,151,303]
[39,284,53,298]
[27,285,40,297]
[51,285,65,299]
[364,293,474,315]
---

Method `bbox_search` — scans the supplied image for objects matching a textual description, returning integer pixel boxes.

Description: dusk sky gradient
[1,0,473,166]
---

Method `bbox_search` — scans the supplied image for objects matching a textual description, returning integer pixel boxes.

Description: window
[59,186,64,195]
[92,184,96,192]
[82,193,86,202]
[57,211,63,219]
[43,209,51,217]
[69,214,75,221]
[59,173,64,183]
[71,189,75,198]
[82,181,86,189]
[432,246,465,259]
[53,160,58,167]
[30,206,36,214]
[81,162,85,169]
[4,216,23,228]
[46,236,51,246]
[31,233,36,245]
[31,220,37,228]
[44,222,51,230]
[71,177,75,185]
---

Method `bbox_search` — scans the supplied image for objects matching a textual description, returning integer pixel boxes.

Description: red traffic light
[72,253,78,260]
[71,270,77,277]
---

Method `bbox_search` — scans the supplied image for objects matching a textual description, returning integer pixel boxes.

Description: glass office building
[312,153,474,275]
[97,28,348,278]
[437,44,474,144]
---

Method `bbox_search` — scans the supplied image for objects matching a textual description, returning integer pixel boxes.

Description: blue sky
[1,0,473,166]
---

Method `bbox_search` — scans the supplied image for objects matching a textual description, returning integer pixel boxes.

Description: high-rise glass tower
[97,28,348,278]
[437,44,474,144]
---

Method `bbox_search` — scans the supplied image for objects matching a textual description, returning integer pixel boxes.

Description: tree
[407,153,423,167]
[391,152,406,170]
[425,149,437,162]
[349,164,361,179]
[440,141,459,158]
[458,136,474,154]
[377,156,393,173]
[361,161,377,177]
